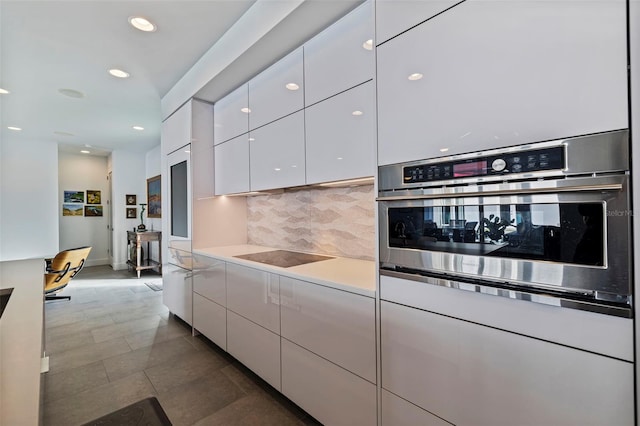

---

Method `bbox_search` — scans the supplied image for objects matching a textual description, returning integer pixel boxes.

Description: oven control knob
[492,158,507,172]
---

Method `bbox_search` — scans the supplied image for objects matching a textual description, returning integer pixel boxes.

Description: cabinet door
[304,1,374,106]
[377,1,628,165]
[249,111,305,191]
[381,389,452,426]
[248,48,304,130]
[192,254,225,306]
[305,82,375,184]
[281,339,377,426]
[162,101,192,155]
[191,100,215,199]
[193,293,226,350]
[162,263,193,325]
[226,263,280,334]
[381,301,634,426]
[214,135,250,195]
[280,277,376,383]
[227,310,281,391]
[213,84,249,145]
[375,0,460,45]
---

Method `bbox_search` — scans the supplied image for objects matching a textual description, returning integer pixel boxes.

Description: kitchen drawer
[226,263,280,334]
[162,263,192,325]
[227,310,280,391]
[280,276,375,383]
[192,254,225,306]
[193,293,226,350]
[281,338,376,426]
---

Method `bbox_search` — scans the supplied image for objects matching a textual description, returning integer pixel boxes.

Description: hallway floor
[43,265,320,426]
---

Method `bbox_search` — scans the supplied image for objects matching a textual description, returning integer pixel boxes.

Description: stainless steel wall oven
[378,130,632,317]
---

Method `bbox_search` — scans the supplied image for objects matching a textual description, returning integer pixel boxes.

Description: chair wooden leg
[45,295,71,301]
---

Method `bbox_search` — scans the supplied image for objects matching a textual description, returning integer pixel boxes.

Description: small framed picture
[64,190,84,203]
[126,207,137,219]
[126,194,137,205]
[84,205,103,217]
[87,190,101,204]
[62,204,83,216]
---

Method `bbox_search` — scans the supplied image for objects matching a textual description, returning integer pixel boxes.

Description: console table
[127,231,162,278]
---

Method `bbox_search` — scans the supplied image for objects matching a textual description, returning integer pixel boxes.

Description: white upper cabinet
[162,101,192,155]
[249,111,306,191]
[248,48,304,130]
[377,0,628,165]
[304,1,374,106]
[376,0,461,44]
[213,84,249,145]
[191,100,214,200]
[305,81,375,184]
[214,134,250,195]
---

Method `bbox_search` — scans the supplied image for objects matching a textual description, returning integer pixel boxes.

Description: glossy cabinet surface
[249,111,305,191]
[163,262,193,325]
[381,389,452,426]
[304,1,374,106]
[191,100,215,199]
[226,263,280,334]
[213,84,249,145]
[377,0,628,165]
[248,48,304,130]
[193,293,226,350]
[214,135,250,195]
[280,276,376,383]
[281,339,377,426]
[305,82,375,184]
[192,254,225,306]
[227,310,281,391]
[375,0,460,44]
[381,300,634,426]
[162,101,192,155]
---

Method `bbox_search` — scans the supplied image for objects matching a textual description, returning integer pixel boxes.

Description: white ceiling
[0,0,361,157]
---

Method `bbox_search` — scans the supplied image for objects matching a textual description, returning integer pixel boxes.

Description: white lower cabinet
[381,300,634,426]
[163,262,192,325]
[193,293,226,350]
[381,389,452,426]
[192,254,226,306]
[280,276,376,383]
[281,338,377,426]
[227,310,281,391]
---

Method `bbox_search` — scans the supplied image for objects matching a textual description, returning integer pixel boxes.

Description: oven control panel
[403,146,565,184]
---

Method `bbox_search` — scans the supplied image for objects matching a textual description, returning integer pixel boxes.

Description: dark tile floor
[43,265,320,426]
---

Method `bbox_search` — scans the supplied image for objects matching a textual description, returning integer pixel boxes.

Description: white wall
[0,139,59,261]
[58,152,109,266]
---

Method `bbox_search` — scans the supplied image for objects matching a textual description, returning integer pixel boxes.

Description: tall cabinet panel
[377,0,628,165]
[304,1,374,106]
[162,101,192,155]
[214,135,250,195]
[248,48,304,130]
[213,84,249,145]
[305,82,375,184]
[249,111,306,191]
[191,100,214,199]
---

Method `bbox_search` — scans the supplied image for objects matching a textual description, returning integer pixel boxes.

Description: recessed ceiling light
[285,83,299,91]
[128,16,156,32]
[408,73,423,81]
[440,148,449,152]
[54,131,75,137]
[109,69,130,78]
[248,137,255,141]
[274,168,281,171]
[362,39,373,50]
[337,157,343,160]
[80,150,91,154]
[132,126,144,131]
[7,126,21,131]
[0,88,9,94]
[58,88,85,98]
[352,110,363,116]
[240,107,251,113]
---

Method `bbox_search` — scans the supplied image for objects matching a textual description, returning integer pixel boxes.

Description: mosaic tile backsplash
[247,184,375,261]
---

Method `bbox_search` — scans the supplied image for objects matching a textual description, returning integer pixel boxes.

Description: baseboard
[85,258,109,267]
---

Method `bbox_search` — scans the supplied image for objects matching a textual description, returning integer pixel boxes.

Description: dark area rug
[81,397,172,426]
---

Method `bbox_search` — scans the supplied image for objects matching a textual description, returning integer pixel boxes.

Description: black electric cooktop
[233,250,334,268]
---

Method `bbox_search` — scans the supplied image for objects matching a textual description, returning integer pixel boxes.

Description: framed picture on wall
[84,205,103,217]
[147,175,161,218]
[126,207,137,219]
[126,194,137,205]
[64,190,84,203]
[62,204,83,216]
[86,190,101,204]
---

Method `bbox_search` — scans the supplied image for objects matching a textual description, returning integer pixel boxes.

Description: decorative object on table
[86,190,101,204]
[147,175,161,218]
[126,207,137,219]
[84,205,103,217]
[126,194,137,205]
[62,204,83,216]
[137,203,147,231]
[63,190,84,203]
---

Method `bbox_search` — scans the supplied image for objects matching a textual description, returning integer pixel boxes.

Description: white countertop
[193,245,376,297]
[0,258,44,426]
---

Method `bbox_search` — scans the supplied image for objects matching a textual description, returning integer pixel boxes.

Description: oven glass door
[388,202,604,267]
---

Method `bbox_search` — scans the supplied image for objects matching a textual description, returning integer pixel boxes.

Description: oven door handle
[377,181,624,201]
